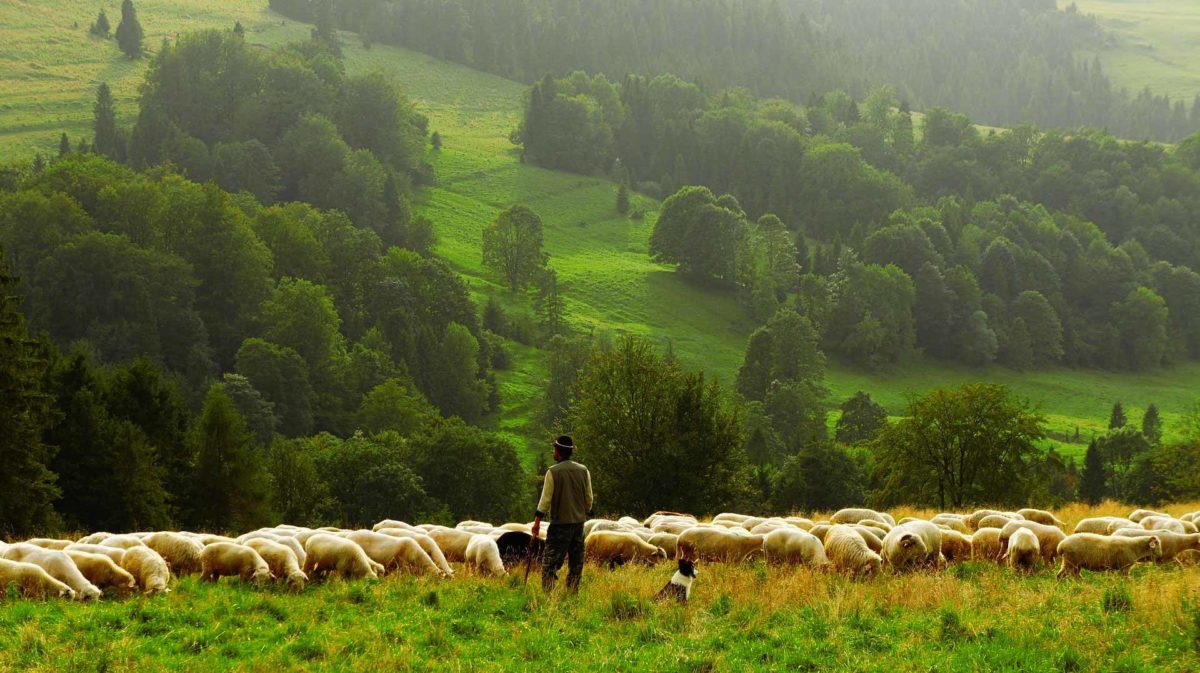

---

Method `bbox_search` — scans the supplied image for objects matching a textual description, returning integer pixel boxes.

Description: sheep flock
[2,506,1197,602]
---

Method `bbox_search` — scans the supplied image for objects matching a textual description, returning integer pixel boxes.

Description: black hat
[554,435,575,455]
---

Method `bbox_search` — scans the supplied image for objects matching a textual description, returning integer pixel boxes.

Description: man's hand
[531,516,542,540]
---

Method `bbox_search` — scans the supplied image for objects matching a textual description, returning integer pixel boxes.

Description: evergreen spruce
[92,82,120,160]
[90,8,111,37]
[115,0,144,59]
[1141,403,1162,444]
[431,131,442,150]
[616,182,630,215]
[58,132,71,157]
[1108,401,1126,429]
[1079,440,1107,505]
[0,246,62,536]
[233,21,245,38]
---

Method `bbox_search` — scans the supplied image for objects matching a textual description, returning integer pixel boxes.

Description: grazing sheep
[642,511,694,528]
[617,516,642,528]
[823,525,882,577]
[584,531,668,567]
[1072,517,1124,534]
[373,528,454,576]
[1107,519,1140,534]
[971,528,1004,561]
[195,534,239,546]
[344,531,442,577]
[1004,528,1041,573]
[499,522,534,534]
[99,535,147,550]
[784,517,815,531]
[143,532,205,575]
[1056,533,1162,578]
[1181,512,1200,524]
[749,520,794,536]
[426,528,475,562]
[24,538,73,550]
[122,547,171,594]
[64,543,125,564]
[930,513,970,533]
[882,522,941,570]
[1128,509,1168,524]
[858,519,893,534]
[237,532,306,567]
[372,519,417,533]
[1184,521,1199,534]
[809,524,832,542]
[646,533,679,560]
[456,520,493,530]
[651,520,696,535]
[940,530,973,563]
[967,510,1006,530]
[850,525,885,553]
[304,534,382,580]
[763,528,830,567]
[583,519,626,537]
[243,538,308,589]
[1016,508,1066,528]
[464,534,507,577]
[1,544,103,601]
[676,527,765,563]
[998,521,1067,561]
[712,513,752,524]
[200,543,273,585]
[0,559,75,599]
[76,532,113,545]
[63,551,137,593]
[1139,516,1186,534]
[976,514,1018,530]
[830,508,891,526]
[1111,529,1200,562]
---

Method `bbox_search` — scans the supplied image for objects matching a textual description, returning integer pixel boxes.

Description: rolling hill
[2,1,1198,466]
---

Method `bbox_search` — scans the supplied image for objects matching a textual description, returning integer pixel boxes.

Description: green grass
[1067,0,1200,102]
[0,0,310,160]
[2,3,1199,465]
[3,560,1199,672]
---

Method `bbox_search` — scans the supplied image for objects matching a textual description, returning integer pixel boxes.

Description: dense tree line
[270,0,1200,142]
[0,150,530,536]
[521,72,1200,372]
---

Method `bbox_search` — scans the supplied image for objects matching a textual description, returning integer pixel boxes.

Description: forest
[269,0,1200,141]
[518,72,1200,373]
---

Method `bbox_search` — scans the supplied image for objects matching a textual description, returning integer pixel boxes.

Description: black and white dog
[653,558,697,604]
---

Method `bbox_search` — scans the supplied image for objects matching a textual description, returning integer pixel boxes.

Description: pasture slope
[3,2,1200,461]
[1068,0,1200,102]
[3,502,1200,672]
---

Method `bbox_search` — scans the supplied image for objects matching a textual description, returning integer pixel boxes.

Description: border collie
[653,558,697,604]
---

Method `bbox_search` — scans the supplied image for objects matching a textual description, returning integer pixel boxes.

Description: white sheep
[426,528,476,562]
[1139,516,1186,534]
[830,508,892,526]
[1003,528,1040,573]
[676,527,764,563]
[584,531,668,566]
[939,530,973,563]
[763,528,829,567]
[143,532,205,575]
[122,546,171,594]
[98,534,147,550]
[1072,517,1126,534]
[1016,508,1066,528]
[64,543,125,564]
[64,550,138,593]
[2,543,103,601]
[242,538,308,589]
[998,520,1066,561]
[881,521,941,570]
[823,524,882,577]
[1056,533,1162,578]
[374,528,454,576]
[1111,529,1200,562]
[200,542,274,585]
[303,534,383,581]
[0,558,75,599]
[344,530,443,576]
[464,534,507,577]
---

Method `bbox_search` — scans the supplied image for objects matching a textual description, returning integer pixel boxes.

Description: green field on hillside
[1068,0,1200,102]
[2,2,1198,465]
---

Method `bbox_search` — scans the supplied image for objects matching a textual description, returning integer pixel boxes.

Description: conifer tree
[616,182,630,215]
[233,21,245,38]
[91,8,111,37]
[0,246,61,536]
[58,132,71,157]
[93,82,120,160]
[1108,401,1126,429]
[115,0,144,59]
[1079,440,1107,505]
[1141,403,1162,444]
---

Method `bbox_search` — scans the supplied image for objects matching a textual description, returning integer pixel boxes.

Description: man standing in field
[531,435,594,593]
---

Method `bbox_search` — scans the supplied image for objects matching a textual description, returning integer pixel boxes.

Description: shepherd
[531,435,594,594]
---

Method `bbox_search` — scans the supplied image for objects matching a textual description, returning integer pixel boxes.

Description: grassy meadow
[1067,0,1200,102]
[5,502,1200,672]
[2,3,1200,464]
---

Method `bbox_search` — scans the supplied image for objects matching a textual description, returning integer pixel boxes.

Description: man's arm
[532,469,554,537]
[585,469,594,517]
